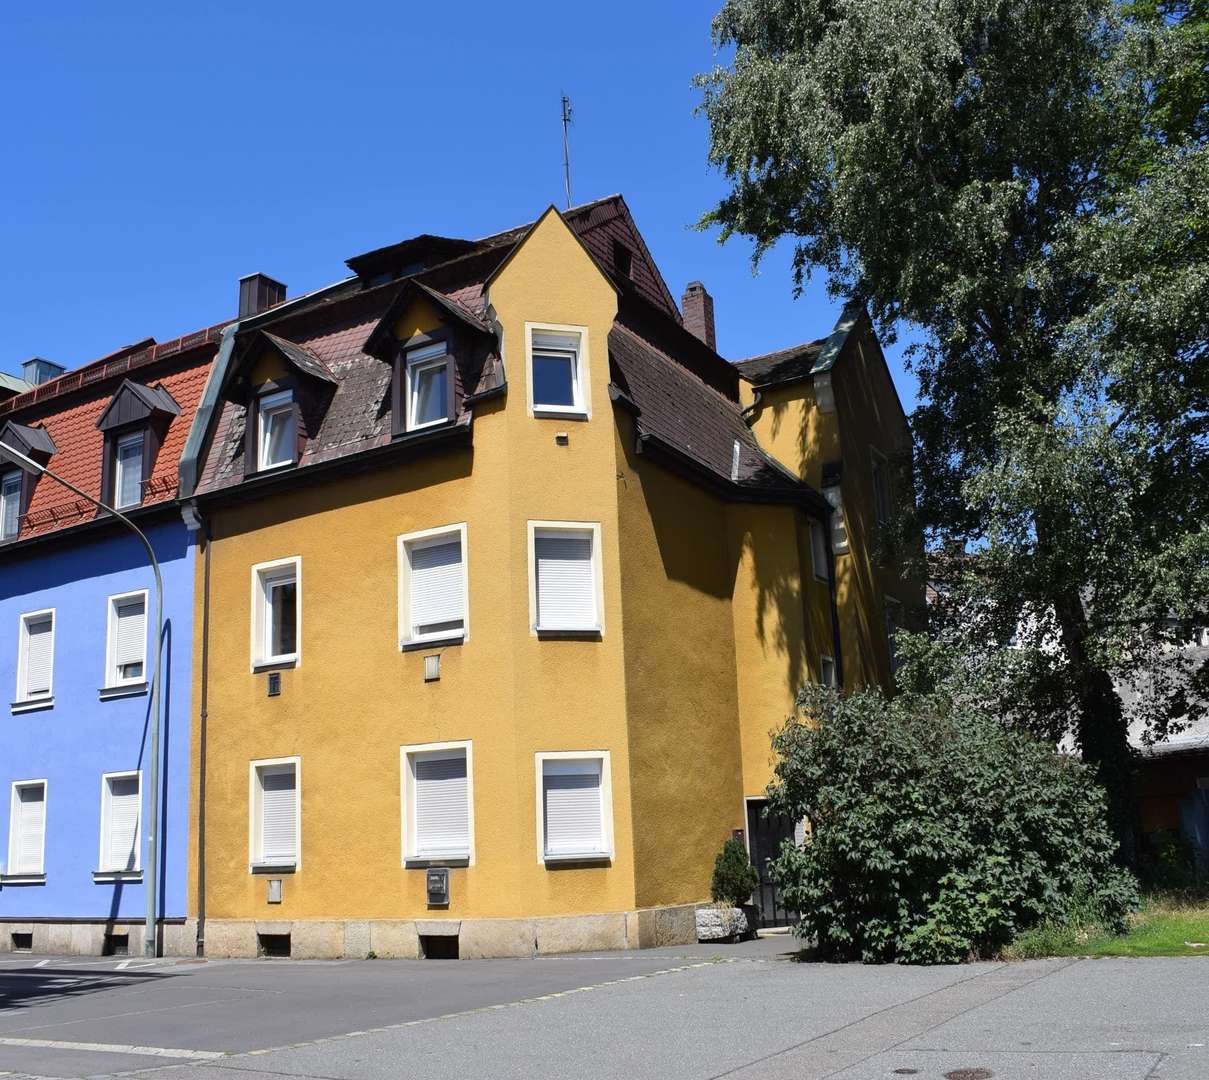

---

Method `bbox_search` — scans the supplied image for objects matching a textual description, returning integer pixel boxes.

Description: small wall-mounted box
[267,672,282,697]
[424,654,440,682]
[267,878,283,904]
[555,431,570,446]
[426,867,449,907]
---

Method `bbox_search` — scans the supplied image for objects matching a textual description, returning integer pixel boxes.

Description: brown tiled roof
[733,339,826,386]
[608,323,822,505]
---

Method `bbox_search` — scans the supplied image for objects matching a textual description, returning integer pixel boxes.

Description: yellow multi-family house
[178,196,920,958]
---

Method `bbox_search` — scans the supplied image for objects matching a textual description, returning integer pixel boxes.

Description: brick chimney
[238,273,287,319]
[682,282,716,351]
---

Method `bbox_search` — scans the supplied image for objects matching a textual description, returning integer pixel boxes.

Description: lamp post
[0,442,163,958]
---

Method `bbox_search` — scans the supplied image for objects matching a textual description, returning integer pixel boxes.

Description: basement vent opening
[257,933,291,958]
[419,934,459,960]
[102,933,129,956]
[10,932,32,951]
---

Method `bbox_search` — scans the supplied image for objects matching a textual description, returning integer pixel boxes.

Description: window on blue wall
[105,592,147,688]
[99,772,141,873]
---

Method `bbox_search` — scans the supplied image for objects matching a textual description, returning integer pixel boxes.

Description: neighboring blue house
[0,331,219,956]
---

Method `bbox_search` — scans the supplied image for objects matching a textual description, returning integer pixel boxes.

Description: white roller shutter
[12,784,45,875]
[260,767,297,864]
[413,754,469,856]
[408,539,464,637]
[23,615,53,697]
[534,533,596,631]
[543,761,604,856]
[113,597,146,678]
[104,776,140,872]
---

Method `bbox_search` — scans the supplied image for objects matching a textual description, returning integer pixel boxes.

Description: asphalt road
[0,937,1204,1079]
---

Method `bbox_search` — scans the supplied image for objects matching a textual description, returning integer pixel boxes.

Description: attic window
[257,390,297,470]
[405,341,453,432]
[114,432,145,510]
[0,471,21,540]
[612,241,633,281]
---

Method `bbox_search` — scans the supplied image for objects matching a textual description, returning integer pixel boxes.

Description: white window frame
[397,523,469,648]
[400,740,475,866]
[820,655,838,688]
[248,756,301,871]
[527,520,604,636]
[404,340,455,432]
[104,589,149,690]
[114,430,146,510]
[97,770,142,876]
[250,557,301,670]
[0,470,21,540]
[6,779,47,879]
[15,608,55,708]
[823,485,849,554]
[809,520,831,582]
[535,751,614,864]
[257,389,296,471]
[526,322,591,419]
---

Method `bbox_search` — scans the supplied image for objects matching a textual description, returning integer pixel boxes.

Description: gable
[96,379,182,433]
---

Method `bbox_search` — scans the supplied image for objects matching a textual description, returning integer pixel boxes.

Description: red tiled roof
[0,336,219,543]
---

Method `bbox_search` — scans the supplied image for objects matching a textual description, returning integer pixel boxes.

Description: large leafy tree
[698,0,1208,845]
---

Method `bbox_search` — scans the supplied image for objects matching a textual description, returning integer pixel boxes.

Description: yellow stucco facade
[187,209,914,958]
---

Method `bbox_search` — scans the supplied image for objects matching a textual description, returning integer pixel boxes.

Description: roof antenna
[561,94,573,210]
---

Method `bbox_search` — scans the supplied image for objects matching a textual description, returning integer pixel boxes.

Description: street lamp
[0,441,164,958]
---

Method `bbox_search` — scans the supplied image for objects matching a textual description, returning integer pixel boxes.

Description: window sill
[400,635,465,653]
[93,870,142,884]
[254,461,297,476]
[532,407,589,421]
[0,874,46,885]
[11,697,53,714]
[535,627,602,641]
[251,861,296,875]
[405,855,470,869]
[542,852,611,867]
[252,658,297,673]
[99,682,149,701]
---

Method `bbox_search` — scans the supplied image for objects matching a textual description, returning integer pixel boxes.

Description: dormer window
[405,341,453,432]
[257,389,296,471]
[96,381,179,511]
[114,431,145,510]
[1,471,21,540]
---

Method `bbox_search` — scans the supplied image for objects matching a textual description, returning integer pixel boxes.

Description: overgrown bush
[768,634,1139,964]
[711,836,759,906]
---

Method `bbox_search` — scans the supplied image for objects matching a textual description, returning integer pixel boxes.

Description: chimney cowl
[238,273,288,319]
[21,357,66,386]
[682,282,717,352]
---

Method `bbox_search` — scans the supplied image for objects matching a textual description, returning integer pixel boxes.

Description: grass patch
[1002,890,1209,959]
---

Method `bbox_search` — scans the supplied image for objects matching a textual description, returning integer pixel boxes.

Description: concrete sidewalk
[0,939,1203,1078]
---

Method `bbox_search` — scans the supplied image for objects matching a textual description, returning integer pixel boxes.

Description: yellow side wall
[613,419,746,908]
[743,323,922,694]
[191,210,640,923]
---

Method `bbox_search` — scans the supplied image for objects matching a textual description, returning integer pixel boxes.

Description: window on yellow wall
[871,449,892,526]
[822,485,848,554]
[820,655,837,688]
[528,325,589,418]
[810,520,831,582]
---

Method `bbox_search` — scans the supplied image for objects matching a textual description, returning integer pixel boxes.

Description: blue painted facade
[0,516,194,922]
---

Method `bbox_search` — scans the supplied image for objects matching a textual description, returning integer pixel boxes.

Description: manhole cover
[944,1070,994,1080]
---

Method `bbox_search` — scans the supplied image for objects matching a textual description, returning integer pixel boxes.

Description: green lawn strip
[1002,892,1209,959]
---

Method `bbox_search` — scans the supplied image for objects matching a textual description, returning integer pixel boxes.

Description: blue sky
[0,1,917,408]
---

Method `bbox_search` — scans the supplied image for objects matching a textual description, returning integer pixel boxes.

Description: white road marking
[0,1036,223,1060]
[31,961,49,969]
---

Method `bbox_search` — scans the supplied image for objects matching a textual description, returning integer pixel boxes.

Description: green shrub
[1138,829,1200,889]
[768,635,1139,964]
[711,836,759,906]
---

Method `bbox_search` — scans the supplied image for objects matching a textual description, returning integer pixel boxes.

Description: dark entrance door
[745,799,800,929]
